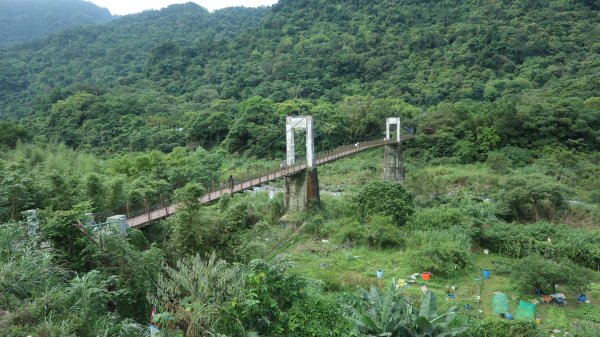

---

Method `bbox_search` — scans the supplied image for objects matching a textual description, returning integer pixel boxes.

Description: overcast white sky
[89,0,278,15]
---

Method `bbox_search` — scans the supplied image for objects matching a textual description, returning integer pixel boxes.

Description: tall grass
[405,228,472,250]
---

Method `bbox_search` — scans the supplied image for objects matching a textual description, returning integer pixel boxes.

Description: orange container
[422,272,431,281]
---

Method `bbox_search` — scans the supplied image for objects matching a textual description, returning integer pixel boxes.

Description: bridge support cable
[125,136,415,228]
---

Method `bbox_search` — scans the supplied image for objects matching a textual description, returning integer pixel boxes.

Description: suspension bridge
[103,117,413,230]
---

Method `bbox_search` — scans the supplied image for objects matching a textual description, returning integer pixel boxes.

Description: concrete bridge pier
[284,167,320,212]
[382,117,404,182]
[383,144,404,182]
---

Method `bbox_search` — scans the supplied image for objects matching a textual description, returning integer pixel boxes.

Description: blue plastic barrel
[377,269,383,279]
[483,269,490,279]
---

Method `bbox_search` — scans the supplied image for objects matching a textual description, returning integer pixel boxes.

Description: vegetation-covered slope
[0,0,113,45]
[0,0,598,155]
[1,1,599,336]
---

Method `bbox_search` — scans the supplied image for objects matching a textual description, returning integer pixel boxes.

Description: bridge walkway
[128,135,414,229]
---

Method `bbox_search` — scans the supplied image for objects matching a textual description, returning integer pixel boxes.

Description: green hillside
[1,1,600,335]
[0,0,598,155]
[0,0,113,45]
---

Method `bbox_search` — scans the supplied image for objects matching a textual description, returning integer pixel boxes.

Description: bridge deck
[128,136,414,229]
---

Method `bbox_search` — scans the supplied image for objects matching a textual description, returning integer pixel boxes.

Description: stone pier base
[382,144,404,182]
[284,168,320,212]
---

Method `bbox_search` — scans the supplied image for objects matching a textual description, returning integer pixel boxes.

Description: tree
[168,183,209,257]
[224,96,282,157]
[231,255,307,336]
[0,122,29,149]
[0,167,40,221]
[84,173,106,212]
[496,174,569,222]
[39,201,97,271]
[511,254,592,293]
[356,181,414,226]
[174,182,205,210]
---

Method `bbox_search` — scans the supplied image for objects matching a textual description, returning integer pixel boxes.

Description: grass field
[262,146,600,335]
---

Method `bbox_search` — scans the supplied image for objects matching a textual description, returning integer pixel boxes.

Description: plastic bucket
[422,272,431,281]
[483,269,490,279]
[377,269,384,279]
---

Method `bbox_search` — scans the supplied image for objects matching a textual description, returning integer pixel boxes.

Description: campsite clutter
[383,262,592,328]
[309,240,596,335]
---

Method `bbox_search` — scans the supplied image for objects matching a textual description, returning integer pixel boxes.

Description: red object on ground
[422,272,431,281]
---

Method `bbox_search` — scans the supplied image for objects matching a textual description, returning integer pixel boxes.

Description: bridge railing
[203,158,307,203]
[125,136,411,226]
[196,136,399,206]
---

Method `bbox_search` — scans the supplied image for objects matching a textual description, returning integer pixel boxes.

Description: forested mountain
[0,0,113,45]
[1,2,600,335]
[0,0,598,154]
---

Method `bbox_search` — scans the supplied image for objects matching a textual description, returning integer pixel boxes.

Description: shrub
[488,256,514,275]
[266,193,285,224]
[352,284,466,337]
[304,214,326,235]
[570,304,600,324]
[126,228,149,251]
[173,182,205,210]
[499,146,534,166]
[590,190,600,203]
[335,218,367,245]
[223,200,257,230]
[572,320,600,337]
[453,197,497,227]
[364,215,405,249]
[546,306,569,331]
[486,151,512,173]
[458,319,539,337]
[334,216,405,249]
[406,229,472,251]
[410,207,468,230]
[479,222,600,269]
[409,241,471,275]
[288,295,354,337]
[153,253,244,336]
[232,255,307,336]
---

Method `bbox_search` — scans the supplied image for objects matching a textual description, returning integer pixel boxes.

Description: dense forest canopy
[0,0,113,45]
[0,0,598,156]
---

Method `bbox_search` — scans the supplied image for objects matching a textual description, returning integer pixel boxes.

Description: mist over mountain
[0,0,113,45]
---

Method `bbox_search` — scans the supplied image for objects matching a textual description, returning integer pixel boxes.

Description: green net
[515,300,536,321]
[492,293,509,314]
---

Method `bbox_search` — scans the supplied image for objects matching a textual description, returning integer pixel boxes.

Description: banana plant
[351,284,466,337]
[352,283,413,337]
[411,291,467,337]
